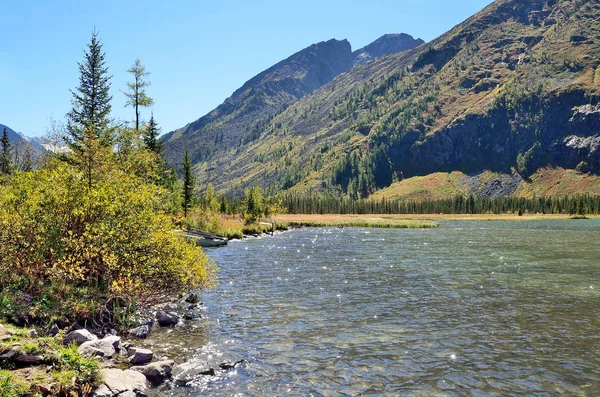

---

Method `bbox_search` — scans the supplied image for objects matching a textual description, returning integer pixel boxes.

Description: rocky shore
[0,291,243,396]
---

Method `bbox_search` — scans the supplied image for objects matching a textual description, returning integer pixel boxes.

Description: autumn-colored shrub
[0,160,215,325]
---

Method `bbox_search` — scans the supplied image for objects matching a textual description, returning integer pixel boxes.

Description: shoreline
[274,213,597,225]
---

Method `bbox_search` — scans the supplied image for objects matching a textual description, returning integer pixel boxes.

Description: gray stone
[14,353,45,364]
[173,360,216,383]
[129,324,150,339]
[0,347,18,359]
[48,324,59,337]
[27,329,38,338]
[93,368,148,397]
[78,335,121,358]
[156,311,179,327]
[128,348,153,365]
[184,291,201,304]
[79,344,105,358]
[156,302,179,311]
[63,329,97,346]
[131,360,174,385]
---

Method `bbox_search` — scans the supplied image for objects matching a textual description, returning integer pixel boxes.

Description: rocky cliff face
[162,39,355,165]
[162,35,423,168]
[353,34,424,66]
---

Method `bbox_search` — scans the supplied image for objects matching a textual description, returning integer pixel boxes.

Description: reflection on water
[153,220,600,396]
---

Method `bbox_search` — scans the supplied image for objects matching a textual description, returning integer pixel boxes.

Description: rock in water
[93,368,148,397]
[128,348,153,365]
[219,359,245,370]
[131,360,174,385]
[185,290,201,304]
[156,311,179,327]
[129,324,151,339]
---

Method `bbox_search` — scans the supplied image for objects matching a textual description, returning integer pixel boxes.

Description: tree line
[279,192,600,216]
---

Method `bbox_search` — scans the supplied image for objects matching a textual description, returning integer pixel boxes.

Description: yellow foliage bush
[0,160,215,324]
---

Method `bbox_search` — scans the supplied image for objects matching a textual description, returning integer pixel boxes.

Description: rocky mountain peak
[353,33,424,66]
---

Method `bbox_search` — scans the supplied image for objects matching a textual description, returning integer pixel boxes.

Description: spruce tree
[143,113,162,154]
[124,58,153,133]
[182,150,195,218]
[0,128,11,175]
[66,29,113,153]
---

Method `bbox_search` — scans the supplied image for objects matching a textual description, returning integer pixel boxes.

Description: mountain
[0,123,45,169]
[162,34,424,168]
[1,124,28,144]
[168,0,599,199]
[353,34,424,65]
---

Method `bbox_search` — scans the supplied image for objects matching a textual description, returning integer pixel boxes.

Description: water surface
[150,220,600,396]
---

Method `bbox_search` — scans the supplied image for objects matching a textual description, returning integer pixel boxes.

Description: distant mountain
[1,124,27,144]
[352,34,424,66]
[162,34,423,168]
[169,0,600,199]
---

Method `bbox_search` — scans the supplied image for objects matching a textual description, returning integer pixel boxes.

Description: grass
[370,172,469,201]
[514,167,600,198]
[0,370,29,397]
[276,214,439,228]
[0,324,100,397]
[186,212,289,239]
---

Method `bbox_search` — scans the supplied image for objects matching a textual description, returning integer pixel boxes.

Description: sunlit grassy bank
[275,214,439,228]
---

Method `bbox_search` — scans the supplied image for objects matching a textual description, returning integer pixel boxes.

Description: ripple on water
[155,221,600,396]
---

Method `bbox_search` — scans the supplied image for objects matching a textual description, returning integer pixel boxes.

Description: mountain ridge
[162,33,424,165]
[165,0,600,200]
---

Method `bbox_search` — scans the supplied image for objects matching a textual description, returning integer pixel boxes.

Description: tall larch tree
[124,58,153,134]
[0,128,11,175]
[182,149,195,218]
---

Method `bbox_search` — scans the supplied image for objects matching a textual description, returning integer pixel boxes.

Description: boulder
[63,329,97,346]
[93,368,148,397]
[27,329,38,338]
[78,335,121,358]
[14,353,45,364]
[78,344,105,358]
[172,360,216,383]
[128,348,153,365]
[131,360,174,385]
[156,311,179,327]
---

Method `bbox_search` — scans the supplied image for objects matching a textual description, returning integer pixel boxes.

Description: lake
[151,220,600,396]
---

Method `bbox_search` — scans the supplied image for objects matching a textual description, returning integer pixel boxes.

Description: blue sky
[1,0,493,137]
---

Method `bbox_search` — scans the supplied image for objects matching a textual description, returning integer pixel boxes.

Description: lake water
[151,220,600,396]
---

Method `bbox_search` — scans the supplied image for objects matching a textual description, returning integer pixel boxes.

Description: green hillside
[169,0,600,199]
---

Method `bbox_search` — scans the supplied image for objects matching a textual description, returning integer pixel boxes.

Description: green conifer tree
[182,150,195,218]
[66,29,113,152]
[143,113,162,154]
[0,128,11,175]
